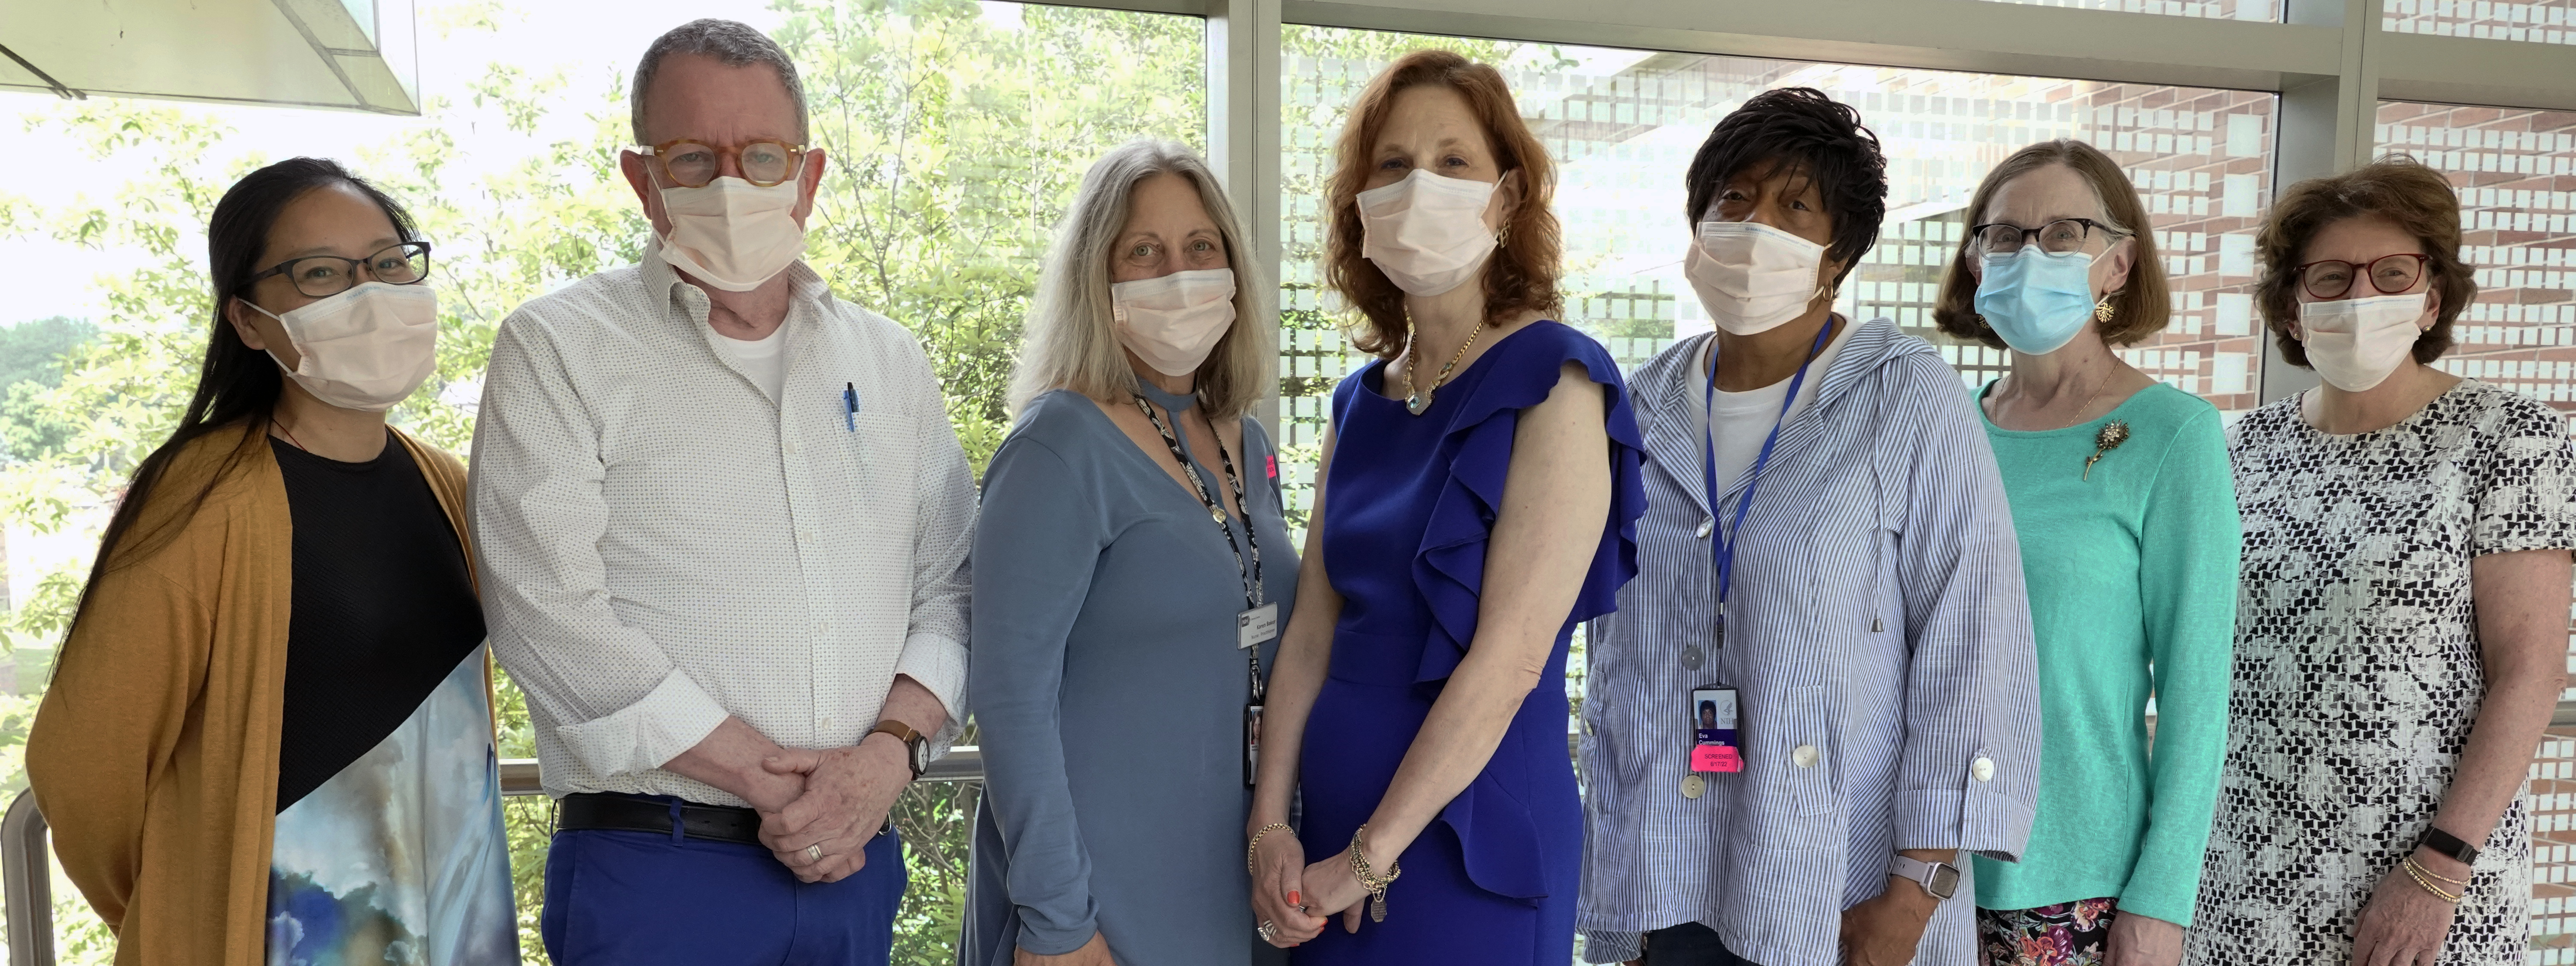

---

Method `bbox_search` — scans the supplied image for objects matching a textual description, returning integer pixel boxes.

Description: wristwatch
[2418,826,2481,866]
[1890,856,1962,901]
[869,720,930,780]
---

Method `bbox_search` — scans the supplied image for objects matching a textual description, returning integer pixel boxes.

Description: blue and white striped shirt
[1576,318,2041,966]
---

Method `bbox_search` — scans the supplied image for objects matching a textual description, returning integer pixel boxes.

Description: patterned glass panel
[1974,0,2280,18]
[1276,31,2277,527]
[2385,0,2576,44]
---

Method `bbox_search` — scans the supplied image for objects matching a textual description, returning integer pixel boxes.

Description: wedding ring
[1256,921,1278,942]
[805,844,824,862]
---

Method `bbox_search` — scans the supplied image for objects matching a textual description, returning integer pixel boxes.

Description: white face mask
[654,162,810,292]
[1686,220,1832,335]
[249,282,440,412]
[2299,292,2430,392]
[1355,169,1501,297]
[1112,268,1237,377]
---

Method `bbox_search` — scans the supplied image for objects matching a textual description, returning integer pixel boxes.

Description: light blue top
[963,385,1296,966]
[1575,319,2041,966]
[1969,380,2239,924]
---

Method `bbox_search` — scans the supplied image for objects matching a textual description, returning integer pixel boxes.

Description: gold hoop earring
[2093,296,2116,323]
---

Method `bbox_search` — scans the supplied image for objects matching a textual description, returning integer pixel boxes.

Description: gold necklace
[1401,319,1487,416]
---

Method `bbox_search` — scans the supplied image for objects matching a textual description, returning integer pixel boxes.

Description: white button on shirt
[470,244,976,807]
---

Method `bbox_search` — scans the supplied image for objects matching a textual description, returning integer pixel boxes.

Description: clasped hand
[1247,828,1328,946]
[753,737,911,883]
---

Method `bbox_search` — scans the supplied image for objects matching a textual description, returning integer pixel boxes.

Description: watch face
[909,739,930,775]
[1927,863,1961,899]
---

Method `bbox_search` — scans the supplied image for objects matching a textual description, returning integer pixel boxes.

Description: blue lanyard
[1702,320,1834,621]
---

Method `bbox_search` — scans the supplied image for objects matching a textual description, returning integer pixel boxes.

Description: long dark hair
[64,157,419,638]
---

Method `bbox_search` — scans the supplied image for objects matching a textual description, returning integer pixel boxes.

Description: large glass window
[2376,100,2576,964]
[1276,30,2277,529]
[2383,0,2576,44]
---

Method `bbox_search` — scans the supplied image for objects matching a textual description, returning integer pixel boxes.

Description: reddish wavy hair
[1323,49,1562,357]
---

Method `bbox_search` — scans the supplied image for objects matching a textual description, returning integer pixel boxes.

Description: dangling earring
[1496,222,1510,250]
[2093,296,2115,323]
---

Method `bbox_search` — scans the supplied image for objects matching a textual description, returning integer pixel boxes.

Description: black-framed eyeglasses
[1970,218,2128,256]
[2297,253,2432,300]
[247,241,432,299]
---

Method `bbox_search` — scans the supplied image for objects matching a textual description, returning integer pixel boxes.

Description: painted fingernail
[1288,890,1301,905]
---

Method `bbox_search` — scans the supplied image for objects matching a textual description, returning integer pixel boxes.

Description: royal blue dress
[1297,320,1646,965]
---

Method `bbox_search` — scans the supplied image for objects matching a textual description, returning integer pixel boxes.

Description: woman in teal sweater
[1932,139,2239,966]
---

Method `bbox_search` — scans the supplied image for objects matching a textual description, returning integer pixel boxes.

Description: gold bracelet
[1348,825,1401,923]
[2399,857,2463,903]
[2406,853,2473,886]
[1247,823,1293,875]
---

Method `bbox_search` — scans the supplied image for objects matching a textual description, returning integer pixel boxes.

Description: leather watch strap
[869,719,927,779]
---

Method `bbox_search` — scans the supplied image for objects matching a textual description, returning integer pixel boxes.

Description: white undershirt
[1686,318,1860,512]
[713,323,789,402]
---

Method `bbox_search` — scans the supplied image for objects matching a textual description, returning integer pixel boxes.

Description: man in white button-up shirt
[469,20,973,966]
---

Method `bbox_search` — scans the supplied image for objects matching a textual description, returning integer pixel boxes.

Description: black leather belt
[558,792,762,845]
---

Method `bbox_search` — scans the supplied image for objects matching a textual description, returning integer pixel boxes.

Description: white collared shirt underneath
[469,241,975,806]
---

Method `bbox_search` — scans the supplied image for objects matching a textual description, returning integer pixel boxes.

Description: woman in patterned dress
[2187,155,2576,966]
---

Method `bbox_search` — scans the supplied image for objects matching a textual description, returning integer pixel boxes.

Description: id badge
[1237,603,1280,650]
[1690,686,1742,774]
[1242,701,1264,788]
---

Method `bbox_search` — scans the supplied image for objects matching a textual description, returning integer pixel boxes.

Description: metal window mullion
[1208,0,1287,436]
[2261,0,2382,403]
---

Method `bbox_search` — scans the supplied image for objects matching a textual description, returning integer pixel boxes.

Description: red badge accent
[1265,455,1278,479]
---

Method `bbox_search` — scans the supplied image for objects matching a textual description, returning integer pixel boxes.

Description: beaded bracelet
[1247,823,1293,876]
[2400,856,2463,903]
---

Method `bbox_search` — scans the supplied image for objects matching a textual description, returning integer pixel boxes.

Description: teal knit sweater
[1969,381,2239,926]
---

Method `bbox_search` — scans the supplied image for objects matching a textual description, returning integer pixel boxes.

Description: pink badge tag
[1265,455,1278,479]
[1692,744,1743,773]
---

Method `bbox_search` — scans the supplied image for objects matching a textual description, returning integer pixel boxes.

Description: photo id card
[1237,603,1279,650]
[1690,686,1742,774]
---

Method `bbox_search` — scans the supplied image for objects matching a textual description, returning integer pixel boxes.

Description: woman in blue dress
[1246,50,1648,965]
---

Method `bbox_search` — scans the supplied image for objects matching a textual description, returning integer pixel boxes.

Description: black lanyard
[1130,394,1268,701]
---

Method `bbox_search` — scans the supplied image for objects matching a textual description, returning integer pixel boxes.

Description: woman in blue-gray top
[1574,87,2040,966]
[963,140,1294,966]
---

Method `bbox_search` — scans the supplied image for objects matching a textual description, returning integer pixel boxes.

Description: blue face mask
[1974,247,2103,356]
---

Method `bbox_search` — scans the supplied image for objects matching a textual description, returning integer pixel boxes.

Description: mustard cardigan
[26,422,477,965]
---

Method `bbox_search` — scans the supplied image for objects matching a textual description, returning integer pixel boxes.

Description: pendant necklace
[1401,318,1488,416]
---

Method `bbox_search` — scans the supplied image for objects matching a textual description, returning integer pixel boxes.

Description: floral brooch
[2084,421,2130,481]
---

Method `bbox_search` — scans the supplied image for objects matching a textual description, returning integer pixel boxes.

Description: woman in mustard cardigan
[26,158,516,964]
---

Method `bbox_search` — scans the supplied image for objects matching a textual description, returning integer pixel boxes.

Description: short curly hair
[1323,50,1562,358]
[1684,87,1887,292]
[2257,154,2475,368]
[1932,139,2170,349]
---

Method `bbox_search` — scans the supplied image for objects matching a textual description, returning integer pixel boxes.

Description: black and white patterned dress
[2187,380,2576,966]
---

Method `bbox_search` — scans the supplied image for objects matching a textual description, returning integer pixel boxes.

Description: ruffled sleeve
[1408,320,1648,686]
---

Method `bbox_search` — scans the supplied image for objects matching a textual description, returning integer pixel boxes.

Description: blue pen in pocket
[843,382,859,431]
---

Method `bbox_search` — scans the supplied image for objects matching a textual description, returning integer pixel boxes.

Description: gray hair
[631,19,809,145]
[1010,140,1273,419]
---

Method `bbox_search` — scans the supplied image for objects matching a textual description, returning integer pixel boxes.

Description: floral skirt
[1977,897,2117,966]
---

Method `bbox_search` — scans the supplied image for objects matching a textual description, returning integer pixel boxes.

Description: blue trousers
[541,823,906,966]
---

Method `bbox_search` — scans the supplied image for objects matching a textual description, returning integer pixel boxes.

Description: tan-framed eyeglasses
[629,139,808,189]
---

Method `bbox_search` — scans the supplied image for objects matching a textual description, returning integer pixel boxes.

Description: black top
[271,431,485,812]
